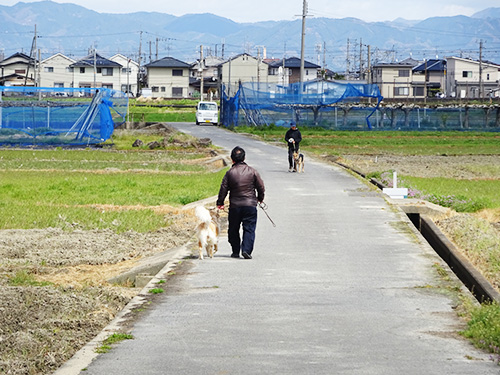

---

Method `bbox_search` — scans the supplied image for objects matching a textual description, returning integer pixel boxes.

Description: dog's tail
[195,206,212,224]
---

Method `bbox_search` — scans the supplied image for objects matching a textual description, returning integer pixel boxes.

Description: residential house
[144,56,191,98]
[218,53,271,93]
[412,59,447,98]
[69,53,123,90]
[371,58,420,99]
[268,57,321,84]
[446,56,500,99]
[110,54,139,95]
[0,52,35,86]
[190,55,224,100]
[39,53,75,88]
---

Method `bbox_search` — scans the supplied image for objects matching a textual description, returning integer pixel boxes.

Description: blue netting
[0,86,128,146]
[221,81,383,129]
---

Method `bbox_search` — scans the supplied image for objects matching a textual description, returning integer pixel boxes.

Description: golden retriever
[195,206,219,259]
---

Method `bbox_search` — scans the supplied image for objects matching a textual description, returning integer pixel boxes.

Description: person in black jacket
[284,121,302,172]
[217,146,265,259]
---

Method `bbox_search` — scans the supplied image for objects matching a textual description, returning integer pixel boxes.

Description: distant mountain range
[1,1,500,72]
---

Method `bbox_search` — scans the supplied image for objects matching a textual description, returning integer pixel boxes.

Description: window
[172,87,183,96]
[121,84,132,93]
[172,69,183,76]
[102,84,113,89]
[102,68,113,76]
[66,67,74,73]
[462,71,472,78]
[44,67,54,73]
[413,87,424,96]
[80,67,85,74]
[54,82,64,88]
[15,69,26,74]
[487,73,490,80]
[394,87,409,96]
[122,67,131,74]
[97,68,102,73]
[152,86,159,93]
[161,87,166,92]
[398,70,410,77]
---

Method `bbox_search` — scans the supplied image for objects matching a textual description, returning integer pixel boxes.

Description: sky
[0,0,499,23]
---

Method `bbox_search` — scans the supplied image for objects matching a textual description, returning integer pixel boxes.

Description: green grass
[148,288,164,294]
[95,333,134,353]
[462,303,500,364]
[8,270,53,287]
[401,176,499,211]
[234,126,500,155]
[0,169,225,232]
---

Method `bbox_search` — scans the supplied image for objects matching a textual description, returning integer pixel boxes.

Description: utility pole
[479,39,483,99]
[137,31,142,97]
[93,46,96,88]
[199,45,204,100]
[156,38,159,61]
[359,38,363,80]
[346,38,351,79]
[367,45,371,84]
[34,24,37,88]
[299,0,307,85]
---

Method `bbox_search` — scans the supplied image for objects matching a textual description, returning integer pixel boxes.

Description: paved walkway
[70,123,495,374]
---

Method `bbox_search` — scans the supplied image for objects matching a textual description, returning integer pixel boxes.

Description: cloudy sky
[0,0,498,22]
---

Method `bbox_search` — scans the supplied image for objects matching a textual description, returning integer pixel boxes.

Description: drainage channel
[408,212,500,304]
[336,161,500,305]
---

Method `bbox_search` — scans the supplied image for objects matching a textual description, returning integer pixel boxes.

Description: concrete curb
[53,242,193,375]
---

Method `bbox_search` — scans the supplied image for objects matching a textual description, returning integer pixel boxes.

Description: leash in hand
[259,202,276,227]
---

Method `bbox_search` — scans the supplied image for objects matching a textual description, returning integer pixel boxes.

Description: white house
[267,57,321,85]
[446,56,500,99]
[144,56,191,98]
[218,53,271,93]
[110,54,139,95]
[0,52,35,86]
[371,59,420,99]
[39,53,75,88]
[69,53,123,91]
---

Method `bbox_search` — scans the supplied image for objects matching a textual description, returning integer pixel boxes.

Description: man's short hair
[231,146,245,163]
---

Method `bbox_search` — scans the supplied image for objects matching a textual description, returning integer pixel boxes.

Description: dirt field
[0,151,499,374]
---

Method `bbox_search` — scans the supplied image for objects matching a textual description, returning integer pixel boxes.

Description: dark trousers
[228,206,257,256]
[288,144,299,168]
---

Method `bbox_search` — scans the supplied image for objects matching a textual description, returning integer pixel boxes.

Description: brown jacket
[216,162,265,207]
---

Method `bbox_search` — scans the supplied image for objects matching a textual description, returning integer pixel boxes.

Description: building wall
[71,65,122,90]
[219,55,270,88]
[147,67,190,98]
[110,55,139,95]
[446,58,500,98]
[39,54,75,88]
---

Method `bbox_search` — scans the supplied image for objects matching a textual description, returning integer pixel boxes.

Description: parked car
[195,101,218,125]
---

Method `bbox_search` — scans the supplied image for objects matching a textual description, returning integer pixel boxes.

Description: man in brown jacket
[217,146,265,259]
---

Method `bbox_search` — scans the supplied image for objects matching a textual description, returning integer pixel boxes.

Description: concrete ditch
[337,161,500,305]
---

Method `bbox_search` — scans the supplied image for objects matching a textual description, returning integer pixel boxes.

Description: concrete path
[79,123,494,374]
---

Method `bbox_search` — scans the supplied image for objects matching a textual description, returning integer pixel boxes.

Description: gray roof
[145,57,191,68]
[268,57,320,69]
[70,53,122,68]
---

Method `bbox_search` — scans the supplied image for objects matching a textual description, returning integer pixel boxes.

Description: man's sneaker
[288,167,293,172]
[242,252,252,259]
[231,253,240,258]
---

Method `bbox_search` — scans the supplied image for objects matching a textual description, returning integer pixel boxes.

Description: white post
[393,171,398,188]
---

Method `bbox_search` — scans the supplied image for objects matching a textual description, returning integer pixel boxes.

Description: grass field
[0,130,226,232]
[234,126,500,213]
